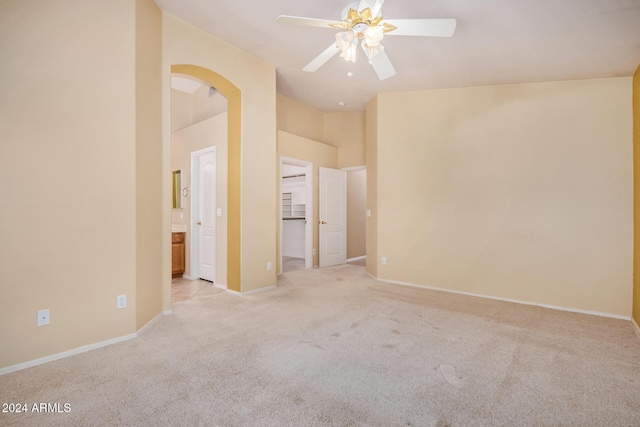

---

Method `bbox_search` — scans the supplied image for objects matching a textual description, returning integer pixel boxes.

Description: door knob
[197,221,202,226]
[320,220,327,224]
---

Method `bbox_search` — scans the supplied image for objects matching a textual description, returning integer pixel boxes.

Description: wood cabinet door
[172,243,185,275]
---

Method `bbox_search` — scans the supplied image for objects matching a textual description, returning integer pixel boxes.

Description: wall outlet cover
[117,294,127,309]
[37,309,50,326]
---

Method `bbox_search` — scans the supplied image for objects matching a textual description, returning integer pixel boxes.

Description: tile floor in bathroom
[171,277,223,303]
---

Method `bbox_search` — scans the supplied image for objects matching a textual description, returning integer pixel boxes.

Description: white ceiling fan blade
[358,0,373,12]
[276,15,336,28]
[383,19,457,37]
[362,44,396,80]
[358,0,384,15]
[370,0,385,17]
[303,43,340,72]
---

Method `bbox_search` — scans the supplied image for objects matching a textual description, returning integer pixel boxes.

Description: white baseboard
[0,333,137,376]
[214,283,227,290]
[137,312,164,336]
[375,277,631,321]
[0,310,174,376]
[241,285,276,295]
[347,255,366,262]
[181,274,197,280]
[632,318,640,338]
[225,285,277,296]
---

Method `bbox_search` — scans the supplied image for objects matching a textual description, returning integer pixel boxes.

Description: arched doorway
[171,64,241,294]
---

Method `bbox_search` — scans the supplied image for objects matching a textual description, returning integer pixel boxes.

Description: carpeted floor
[1,263,639,426]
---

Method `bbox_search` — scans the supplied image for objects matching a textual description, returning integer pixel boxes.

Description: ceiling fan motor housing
[353,22,369,38]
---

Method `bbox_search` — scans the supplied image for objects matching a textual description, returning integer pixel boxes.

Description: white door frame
[190,146,216,282]
[280,156,313,273]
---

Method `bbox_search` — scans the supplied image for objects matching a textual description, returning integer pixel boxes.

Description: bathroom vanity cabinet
[172,232,185,278]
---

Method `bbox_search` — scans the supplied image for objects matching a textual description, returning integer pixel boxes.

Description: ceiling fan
[276,0,456,80]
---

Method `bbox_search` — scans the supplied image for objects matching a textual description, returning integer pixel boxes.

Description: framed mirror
[172,170,182,209]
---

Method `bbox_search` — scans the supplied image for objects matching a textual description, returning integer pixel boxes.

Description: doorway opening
[170,70,229,304]
[344,166,367,267]
[280,157,313,273]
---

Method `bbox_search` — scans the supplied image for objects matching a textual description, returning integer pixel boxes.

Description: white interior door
[198,151,216,281]
[319,167,347,267]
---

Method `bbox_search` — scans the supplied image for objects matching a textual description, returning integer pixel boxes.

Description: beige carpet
[2,264,640,426]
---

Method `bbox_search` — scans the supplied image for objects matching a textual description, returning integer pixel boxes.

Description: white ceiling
[171,75,204,94]
[155,0,640,112]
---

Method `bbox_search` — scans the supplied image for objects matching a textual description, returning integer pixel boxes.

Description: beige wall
[163,15,277,294]
[277,131,339,268]
[171,114,228,286]
[276,94,366,168]
[276,94,325,142]
[0,0,139,368]
[633,64,640,325]
[325,112,366,168]
[375,78,633,317]
[135,0,163,330]
[347,169,367,259]
[171,89,192,132]
[366,97,379,277]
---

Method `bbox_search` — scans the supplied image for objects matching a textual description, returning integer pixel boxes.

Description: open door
[319,167,347,267]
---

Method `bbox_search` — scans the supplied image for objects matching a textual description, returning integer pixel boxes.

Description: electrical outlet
[117,294,127,309]
[381,256,387,265]
[37,309,50,326]
[267,262,273,271]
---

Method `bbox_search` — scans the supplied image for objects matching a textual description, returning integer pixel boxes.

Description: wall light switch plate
[381,257,387,265]
[367,209,372,217]
[217,208,222,217]
[267,262,273,271]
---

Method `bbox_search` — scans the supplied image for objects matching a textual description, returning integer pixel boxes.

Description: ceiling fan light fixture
[336,30,358,62]
[341,42,358,62]
[335,30,354,50]
[364,25,384,46]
